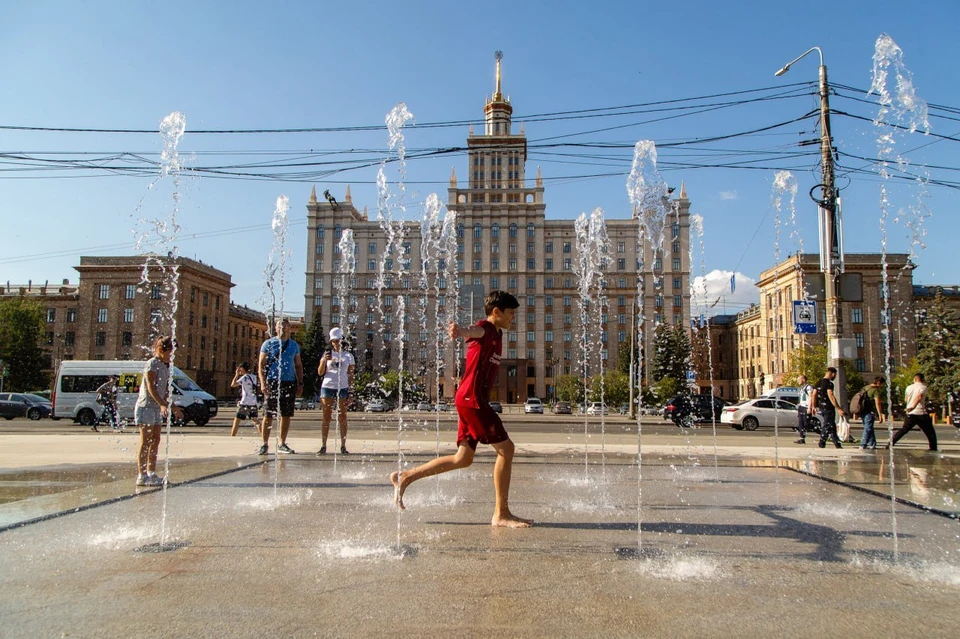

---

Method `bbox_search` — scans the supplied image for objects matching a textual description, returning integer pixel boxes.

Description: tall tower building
[304,54,692,403]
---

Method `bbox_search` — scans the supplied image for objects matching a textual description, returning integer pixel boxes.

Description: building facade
[304,59,692,403]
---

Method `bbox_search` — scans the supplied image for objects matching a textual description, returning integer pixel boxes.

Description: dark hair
[240,362,251,372]
[915,372,925,382]
[153,335,174,356]
[873,376,884,384]
[826,366,838,374]
[484,290,520,316]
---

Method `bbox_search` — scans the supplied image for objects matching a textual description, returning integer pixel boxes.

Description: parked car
[523,397,544,414]
[638,405,659,416]
[553,401,572,414]
[364,400,387,413]
[489,401,503,413]
[586,402,609,416]
[721,398,799,431]
[416,402,433,411]
[0,393,52,420]
[662,394,727,427]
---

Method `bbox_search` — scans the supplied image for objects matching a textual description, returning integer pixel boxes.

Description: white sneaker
[136,474,148,486]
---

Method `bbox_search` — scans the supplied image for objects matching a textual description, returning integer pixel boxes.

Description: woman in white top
[316,327,355,455]
[134,336,183,487]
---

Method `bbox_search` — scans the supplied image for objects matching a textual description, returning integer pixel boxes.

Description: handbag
[836,414,851,441]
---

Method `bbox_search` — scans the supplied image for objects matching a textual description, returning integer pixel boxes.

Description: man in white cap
[317,327,355,454]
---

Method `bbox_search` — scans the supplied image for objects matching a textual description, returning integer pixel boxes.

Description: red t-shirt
[454,320,502,409]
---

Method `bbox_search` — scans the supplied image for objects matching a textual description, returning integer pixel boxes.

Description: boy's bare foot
[390,471,406,510]
[491,512,533,528]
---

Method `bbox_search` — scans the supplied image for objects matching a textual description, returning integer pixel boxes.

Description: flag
[730,273,736,293]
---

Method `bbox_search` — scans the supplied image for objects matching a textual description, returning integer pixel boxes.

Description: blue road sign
[793,300,817,334]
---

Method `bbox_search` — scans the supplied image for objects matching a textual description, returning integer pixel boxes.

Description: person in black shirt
[808,367,847,449]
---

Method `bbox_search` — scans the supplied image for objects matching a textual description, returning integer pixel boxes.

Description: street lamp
[775,46,854,404]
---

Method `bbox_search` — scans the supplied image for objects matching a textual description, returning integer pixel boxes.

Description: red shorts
[456,403,509,450]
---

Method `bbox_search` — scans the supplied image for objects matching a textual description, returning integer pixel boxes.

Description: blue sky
[2,0,958,315]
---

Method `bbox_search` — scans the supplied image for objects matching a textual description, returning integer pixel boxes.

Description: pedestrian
[809,366,846,449]
[95,375,120,432]
[859,377,885,450]
[230,362,259,437]
[889,372,938,451]
[316,327,355,455]
[390,290,533,528]
[794,374,814,444]
[257,317,303,455]
[134,336,183,487]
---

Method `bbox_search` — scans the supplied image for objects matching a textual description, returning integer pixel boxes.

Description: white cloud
[718,190,738,201]
[690,269,760,317]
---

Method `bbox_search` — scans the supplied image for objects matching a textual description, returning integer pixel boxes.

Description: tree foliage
[555,374,584,404]
[652,376,683,404]
[0,297,48,391]
[915,289,960,408]
[652,323,691,383]
[587,370,630,407]
[297,319,328,398]
[783,343,863,400]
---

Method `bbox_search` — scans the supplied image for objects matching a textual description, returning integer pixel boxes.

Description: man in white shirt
[794,375,814,444]
[889,372,938,451]
[317,327,355,455]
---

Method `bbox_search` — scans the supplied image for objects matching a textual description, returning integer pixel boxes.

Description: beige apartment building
[304,59,692,403]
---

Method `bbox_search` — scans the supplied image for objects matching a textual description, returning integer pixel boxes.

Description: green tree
[0,297,48,391]
[652,376,683,404]
[652,323,692,383]
[587,370,630,407]
[298,319,328,398]
[377,370,422,405]
[353,371,376,402]
[555,374,584,404]
[915,288,960,410]
[891,358,921,418]
[783,343,863,400]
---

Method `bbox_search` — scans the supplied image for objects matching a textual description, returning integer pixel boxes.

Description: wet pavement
[1,448,959,637]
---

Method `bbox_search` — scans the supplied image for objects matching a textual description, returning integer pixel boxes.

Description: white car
[364,400,387,413]
[523,398,544,414]
[586,402,609,416]
[721,398,798,431]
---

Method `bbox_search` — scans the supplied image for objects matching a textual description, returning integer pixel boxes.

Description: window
[509,278,517,290]
[852,308,863,324]
[672,258,681,271]
[527,331,535,342]
[617,258,625,270]
[855,332,865,348]
[856,358,866,372]
[509,242,517,254]
[545,331,553,342]
[474,223,482,239]
[151,284,162,300]
[653,257,662,271]
[125,284,136,299]
[334,225,342,239]
[672,240,680,254]
[65,331,75,346]
[95,332,106,346]
[527,223,535,238]
[545,277,553,288]
[527,296,535,308]
[673,277,682,289]
[473,242,482,254]
[672,223,680,239]
[46,308,56,322]
[508,224,517,239]
[122,332,133,347]
[473,259,481,270]
[563,242,571,254]
[527,258,535,270]
[491,277,499,289]
[491,258,499,270]
[527,277,536,290]
[674,295,682,307]
[317,225,325,239]
[617,241,625,253]
[66,308,76,323]
[97,308,108,323]
[563,258,571,271]
[509,258,517,271]
[124,308,134,323]
[98,284,110,299]
[491,223,500,238]
[545,241,553,253]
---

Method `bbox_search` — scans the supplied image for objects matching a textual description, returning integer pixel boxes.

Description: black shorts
[265,380,296,417]
[236,405,259,420]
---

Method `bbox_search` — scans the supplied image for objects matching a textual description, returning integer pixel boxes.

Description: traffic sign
[793,300,817,334]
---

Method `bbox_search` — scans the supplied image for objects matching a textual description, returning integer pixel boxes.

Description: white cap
[329,327,343,341]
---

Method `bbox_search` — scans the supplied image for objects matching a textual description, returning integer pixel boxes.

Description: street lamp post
[775,46,854,405]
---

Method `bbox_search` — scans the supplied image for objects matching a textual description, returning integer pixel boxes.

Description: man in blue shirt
[257,317,303,455]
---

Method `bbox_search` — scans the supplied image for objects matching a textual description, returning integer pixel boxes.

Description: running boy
[390,290,532,528]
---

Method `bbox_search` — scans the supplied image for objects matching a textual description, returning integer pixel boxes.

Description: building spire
[450,166,457,187]
[493,50,503,101]
[536,165,543,188]
[679,181,687,199]
[344,184,352,204]
[309,185,317,204]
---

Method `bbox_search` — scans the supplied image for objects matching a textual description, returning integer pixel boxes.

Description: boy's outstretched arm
[448,321,484,340]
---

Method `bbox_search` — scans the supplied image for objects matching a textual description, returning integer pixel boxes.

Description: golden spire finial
[493,50,503,101]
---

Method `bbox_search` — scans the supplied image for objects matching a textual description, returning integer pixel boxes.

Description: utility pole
[776,47,855,407]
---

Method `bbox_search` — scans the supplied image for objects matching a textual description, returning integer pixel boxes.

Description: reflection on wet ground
[1,450,957,530]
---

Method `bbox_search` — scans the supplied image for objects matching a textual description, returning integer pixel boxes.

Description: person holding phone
[316,327,355,455]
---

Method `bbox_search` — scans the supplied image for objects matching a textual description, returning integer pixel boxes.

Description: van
[761,386,801,407]
[53,360,218,427]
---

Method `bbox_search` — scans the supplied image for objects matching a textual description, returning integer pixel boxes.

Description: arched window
[316,224,325,239]
[509,223,518,238]
[456,224,464,239]
[473,223,482,239]
[491,223,500,238]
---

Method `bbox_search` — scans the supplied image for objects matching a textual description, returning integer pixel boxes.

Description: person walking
[257,318,303,455]
[134,336,183,487]
[230,362,260,437]
[95,375,120,432]
[390,290,532,528]
[794,374,814,444]
[316,327,355,455]
[809,367,846,449]
[859,377,885,450]
[889,372,938,451]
